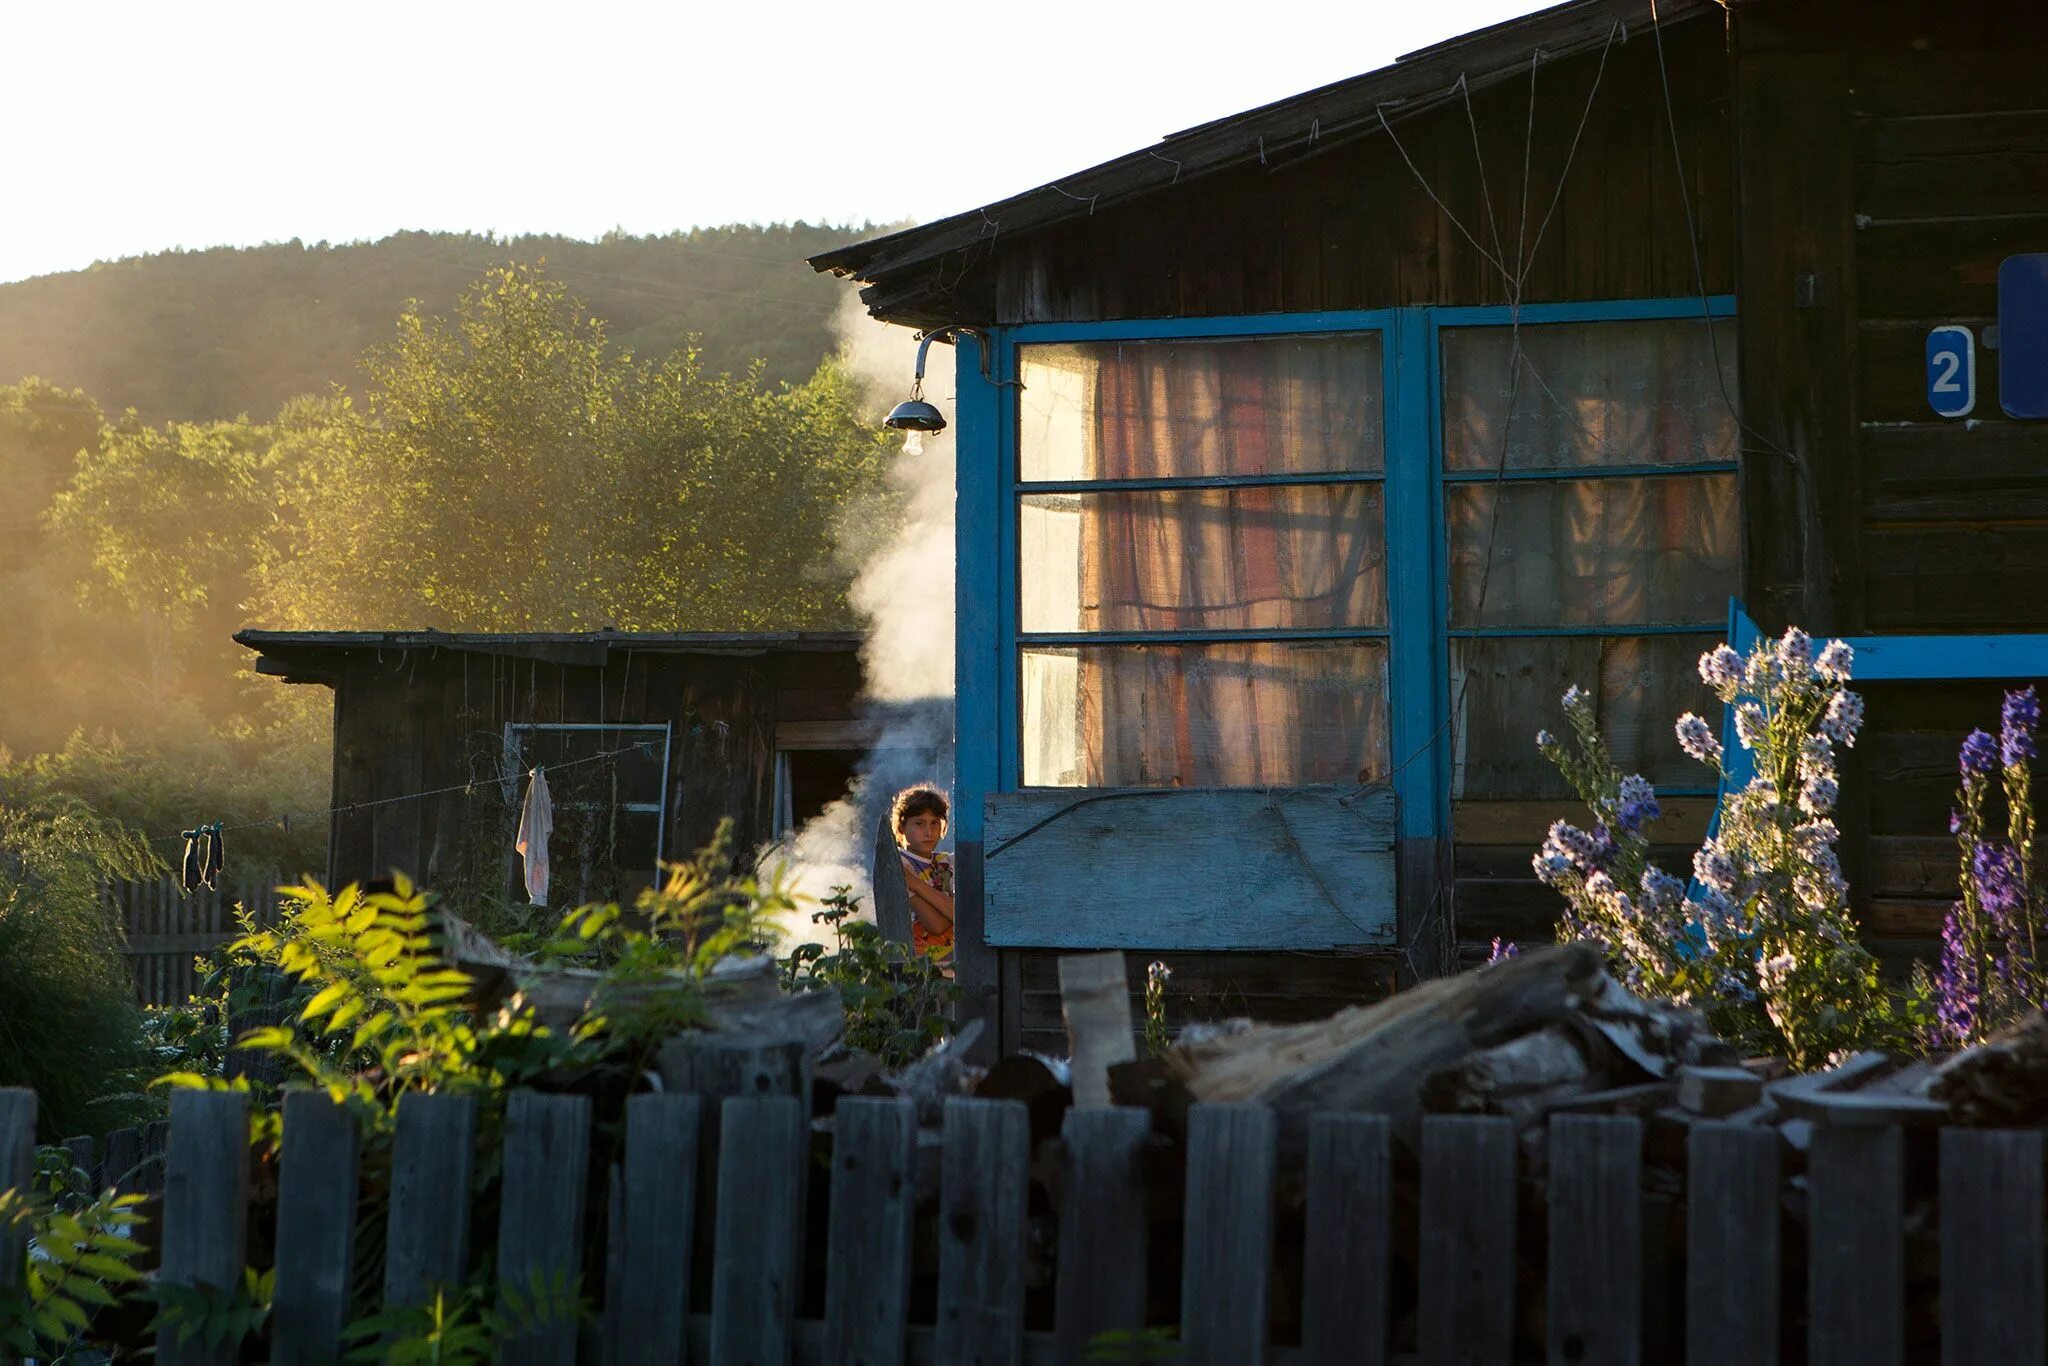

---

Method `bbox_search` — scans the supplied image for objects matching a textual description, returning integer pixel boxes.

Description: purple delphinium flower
[1778,627,1813,670]
[1936,901,1980,1049]
[1820,691,1865,747]
[2003,687,2039,767]
[1961,729,2001,781]
[1815,639,1854,683]
[1614,774,1661,834]
[1698,644,1742,691]
[1734,703,1767,751]
[1675,712,1722,765]
[1487,937,1520,964]
[1971,842,2030,992]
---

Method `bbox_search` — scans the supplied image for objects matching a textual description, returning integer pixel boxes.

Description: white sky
[2,0,1554,285]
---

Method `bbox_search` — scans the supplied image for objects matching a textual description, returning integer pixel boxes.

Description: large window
[1005,306,1738,800]
[1015,335,1390,787]
[1443,317,1738,798]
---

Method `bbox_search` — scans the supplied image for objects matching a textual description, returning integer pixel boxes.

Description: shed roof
[236,629,863,684]
[810,0,1718,323]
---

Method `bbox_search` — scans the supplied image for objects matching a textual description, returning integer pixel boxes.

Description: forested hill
[0,224,879,422]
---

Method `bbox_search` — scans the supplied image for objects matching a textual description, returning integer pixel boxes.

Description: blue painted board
[2000,254,2048,420]
[982,787,1397,950]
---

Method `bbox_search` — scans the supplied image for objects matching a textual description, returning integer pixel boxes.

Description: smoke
[763,289,956,938]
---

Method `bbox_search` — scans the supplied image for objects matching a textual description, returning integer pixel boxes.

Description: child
[893,785,955,970]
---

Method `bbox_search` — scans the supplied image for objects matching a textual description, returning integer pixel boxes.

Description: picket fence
[4,1084,2044,1365]
[109,877,276,1007]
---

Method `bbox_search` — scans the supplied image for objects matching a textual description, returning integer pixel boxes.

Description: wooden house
[236,630,875,900]
[813,0,2048,1053]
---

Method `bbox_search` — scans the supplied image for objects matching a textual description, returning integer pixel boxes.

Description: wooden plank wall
[325,646,862,891]
[984,21,1735,322]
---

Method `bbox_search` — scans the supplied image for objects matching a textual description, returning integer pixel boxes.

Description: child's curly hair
[891,785,950,842]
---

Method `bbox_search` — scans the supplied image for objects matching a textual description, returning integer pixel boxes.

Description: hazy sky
[4,0,1554,285]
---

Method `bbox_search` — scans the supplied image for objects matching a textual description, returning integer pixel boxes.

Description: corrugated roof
[810,0,1715,320]
[236,629,863,681]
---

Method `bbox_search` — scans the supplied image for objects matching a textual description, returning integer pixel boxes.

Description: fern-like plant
[0,1183,149,1357]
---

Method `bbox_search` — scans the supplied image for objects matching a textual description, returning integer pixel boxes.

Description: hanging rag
[179,829,204,895]
[201,821,225,892]
[516,767,554,906]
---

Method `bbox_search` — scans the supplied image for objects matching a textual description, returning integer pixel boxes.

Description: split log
[1418,1027,1593,1116]
[1933,1009,2048,1126]
[1164,943,1610,1151]
[1771,1052,1945,1126]
[1677,1067,1766,1118]
[1060,952,1137,1110]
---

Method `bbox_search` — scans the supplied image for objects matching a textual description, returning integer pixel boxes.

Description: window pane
[1448,475,1736,628]
[1020,484,1386,633]
[1022,641,1388,788]
[1019,335,1383,482]
[1451,634,1719,798]
[1442,318,1737,472]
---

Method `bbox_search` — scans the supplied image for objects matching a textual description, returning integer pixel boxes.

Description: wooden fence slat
[1302,1112,1391,1366]
[1547,1114,1643,1366]
[272,1089,360,1365]
[1181,1103,1277,1366]
[1940,1128,2045,1366]
[709,1095,805,1366]
[612,1093,701,1366]
[1419,1114,1517,1366]
[103,1125,141,1196]
[60,1135,95,1192]
[383,1091,477,1312]
[1053,1106,1151,1362]
[0,1088,34,1366]
[824,1096,919,1366]
[1686,1123,1779,1366]
[1809,1124,1904,1366]
[157,1088,250,1366]
[935,1097,1030,1366]
[496,1091,592,1366]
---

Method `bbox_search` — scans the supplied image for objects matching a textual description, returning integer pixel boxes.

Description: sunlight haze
[5,0,1555,283]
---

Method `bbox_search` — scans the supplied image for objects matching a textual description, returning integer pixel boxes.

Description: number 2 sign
[1927,325,1976,418]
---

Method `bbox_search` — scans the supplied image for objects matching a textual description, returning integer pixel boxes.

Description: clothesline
[149,739,656,849]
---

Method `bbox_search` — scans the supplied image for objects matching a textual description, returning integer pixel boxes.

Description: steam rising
[765,290,956,934]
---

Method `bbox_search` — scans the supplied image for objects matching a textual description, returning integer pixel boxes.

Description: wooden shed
[813,0,2048,1053]
[237,630,874,901]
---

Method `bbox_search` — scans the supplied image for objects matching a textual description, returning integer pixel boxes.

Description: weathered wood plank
[1418,1115,1516,1366]
[0,1089,33,1366]
[824,1097,918,1366]
[497,1091,591,1366]
[983,787,1396,949]
[272,1090,360,1366]
[1054,1107,1151,1362]
[1808,1124,1904,1366]
[1302,1113,1390,1366]
[1685,1123,1778,1366]
[157,1089,250,1366]
[613,1093,701,1366]
[709,1096,805,1366]
[1940,1128,2045,1366]
[1547,1115,1642,1366]
[383,1091,477,1311]
[1058,952,1136,1109]
[936,1098,1030,1366]
[1182,1103,1277,1366]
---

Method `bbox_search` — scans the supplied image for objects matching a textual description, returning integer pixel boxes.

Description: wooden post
[0,1089,34,1366]
[824,1096,918,1366]
[1808,1124,1903,1366]
[59,1136,94,1193]
[1418,1115,1516,1365]
[1302,1113,1391,1366]
[935,1097,1030,1366]
[1686,1123,1778,1366]
[612,1093,700,1366]
[102,1125,141,1197]
[1940,1129,2045,1366]
[1058,951,1135,1109]
[1181,1103,1278,1366]
[708,1096,805,1366]
[1054,1106,1151,1361]
[1547,1114,1643,1366]
[497,1091,592,1366]
[383,1092,477,1312]
[272,1090,360,1365]
[157,1089,251,1366]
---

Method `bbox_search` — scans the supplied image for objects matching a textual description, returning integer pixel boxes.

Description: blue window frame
[951,296,1738,854]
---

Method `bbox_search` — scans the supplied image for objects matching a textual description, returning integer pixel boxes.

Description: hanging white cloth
[516,767,554,906]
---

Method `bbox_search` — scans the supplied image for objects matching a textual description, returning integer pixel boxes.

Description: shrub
[782,887,956,1067]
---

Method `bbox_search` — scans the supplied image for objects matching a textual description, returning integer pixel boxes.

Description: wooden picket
[17,1081,2048,1362]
